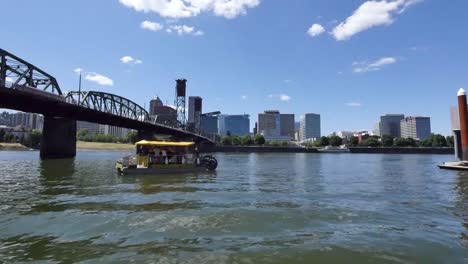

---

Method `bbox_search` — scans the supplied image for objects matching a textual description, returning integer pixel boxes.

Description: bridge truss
[65,91,151,122]
[0,48,62,95]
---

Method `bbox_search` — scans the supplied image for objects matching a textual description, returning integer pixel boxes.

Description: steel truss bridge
[0,48,213,158]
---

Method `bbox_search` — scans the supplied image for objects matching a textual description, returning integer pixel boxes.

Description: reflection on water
[0,151,467,263]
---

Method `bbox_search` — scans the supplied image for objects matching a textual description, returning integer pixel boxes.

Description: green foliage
[220,135,232,145]
[319,136,329,147]
[26,130,42,149]
[127,130,138,144]
[0,129,5,142]
[381,135,394,147]
[254,134,266,145]
[420,134,448,147]
[269,141,280,146]
[348,136,359,146]
[329,135,342,147]
[394,138,417,147]
[446,136,454,147]
[231,136,241,145]
[3,133,15,143]
[241,135,254,146]
[281,141,289,146]
[360,137,381,147]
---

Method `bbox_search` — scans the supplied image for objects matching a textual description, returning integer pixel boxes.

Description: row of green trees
[0,129,42,149]
[348,134,454,148]
[77,129,138,144]
[219,134,266,146]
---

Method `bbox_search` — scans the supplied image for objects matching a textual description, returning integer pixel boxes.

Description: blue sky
[2,0,468,135]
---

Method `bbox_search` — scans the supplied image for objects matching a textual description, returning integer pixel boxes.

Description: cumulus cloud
[73,68,83,74]
[141,20,163,31]
[307,23,325,37]
[332,0,423,41]
[85,73,114,86]
[353,57,397,73]
[120,0,260,19]
[120,56,143,65]
[241,95,247,100]
[268,94,291,102]
[346,102,362,107]
[166,24,203,36]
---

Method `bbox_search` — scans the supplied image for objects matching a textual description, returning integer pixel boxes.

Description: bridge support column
[137,130,154,141]
[40,116,76,159]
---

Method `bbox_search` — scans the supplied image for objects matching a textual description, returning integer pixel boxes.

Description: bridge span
[0,48,213,158]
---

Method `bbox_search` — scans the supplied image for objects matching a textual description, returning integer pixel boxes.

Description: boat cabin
[134,140,200,168]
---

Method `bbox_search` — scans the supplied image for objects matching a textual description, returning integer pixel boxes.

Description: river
[0,151,466,263]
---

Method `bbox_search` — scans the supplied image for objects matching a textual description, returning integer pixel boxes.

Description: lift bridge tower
[174,79,187,129]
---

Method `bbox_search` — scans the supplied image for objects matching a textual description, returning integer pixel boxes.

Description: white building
[77,121,129,138]
[9,112,44,130]
[400,116,431,140]
[299,113,321,142]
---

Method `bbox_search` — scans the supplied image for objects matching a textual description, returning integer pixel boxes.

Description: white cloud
[353,57,397,73]
[283,79,292,83]
[167,24,204,36]
[120,56,143,65]
[120,0,260,19]
[73,68,83,74]
[141,20,163,31]
[241,95,247,100]
[332,0,423,41]
[346,102,362,107]
[307,23,325,37]
[85,73,114,86]
[268,94,291,102]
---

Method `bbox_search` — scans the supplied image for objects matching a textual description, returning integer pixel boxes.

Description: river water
[0,151,466,263]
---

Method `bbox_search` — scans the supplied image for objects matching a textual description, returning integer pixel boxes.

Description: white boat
[317,146,350,153]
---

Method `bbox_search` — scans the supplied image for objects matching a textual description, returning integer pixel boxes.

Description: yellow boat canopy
[135,140,195,147]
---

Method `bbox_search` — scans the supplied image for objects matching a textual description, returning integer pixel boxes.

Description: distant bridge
[0,48,213,158]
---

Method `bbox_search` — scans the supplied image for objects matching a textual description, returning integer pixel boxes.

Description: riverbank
[349,147,454,155]
[76,141,134,151]
[201,145,319,153]
[0,143,29,151]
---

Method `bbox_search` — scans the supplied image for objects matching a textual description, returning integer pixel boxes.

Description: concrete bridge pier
[137,130,154,141]
[40,116,77,159]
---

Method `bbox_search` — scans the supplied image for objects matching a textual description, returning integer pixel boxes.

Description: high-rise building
[149,96,177,126]
[299,113,321,142]
[218,115,250,136]
[188,96,202,131]
[201,115,218,137]
[380,114,405,138]
[77,121,129,138]
[9,112,44,130]
[258,110,295,141]
[373,122,381,137]
[400,116,431,140]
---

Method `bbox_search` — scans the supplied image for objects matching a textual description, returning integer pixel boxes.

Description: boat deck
[438,161,468,171]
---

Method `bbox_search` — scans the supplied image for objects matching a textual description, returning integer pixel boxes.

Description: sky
[2,0,468,135]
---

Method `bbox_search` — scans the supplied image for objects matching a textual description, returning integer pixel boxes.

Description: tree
[446,136,454,147]
[381,135,394,147]
[241,135,254,146]
[28,130,42,149]
[0,129,5,142]
[281,141,289,146]
[394,138,409,147]
[319,136,329,146]
[254,134,266,145]
[431,134,447,147]
[348,136,359,146]
[361,137,382,148]
[329,135,342,147]
[220,136,232,145]
[127,130,138,144]
[232,136,241,145]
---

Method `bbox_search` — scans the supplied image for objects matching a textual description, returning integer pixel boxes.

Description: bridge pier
[40,116,77,159]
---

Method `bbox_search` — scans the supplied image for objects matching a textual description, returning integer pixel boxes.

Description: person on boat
[161,149,168,164]
[194,147,200,165]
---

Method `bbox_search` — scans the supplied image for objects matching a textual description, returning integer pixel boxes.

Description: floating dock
[438,161,468,171]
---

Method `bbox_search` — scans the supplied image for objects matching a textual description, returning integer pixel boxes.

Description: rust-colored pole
[458,88,468,161]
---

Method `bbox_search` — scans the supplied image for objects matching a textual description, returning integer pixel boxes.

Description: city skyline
[1,1,466,135]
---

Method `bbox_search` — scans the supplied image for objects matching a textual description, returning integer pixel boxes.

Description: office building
[9,112,44,130]
[258,110,295,141]
[77,121,129,138]
[218,114,250,136]
[103,125,130,138]
[188,96,203,131]
[380,114,405,138]
[400,116,431,140]
[373,122,381,137]
[149,96,177,126]
[299,113,321,142]
[201,115,218,137]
